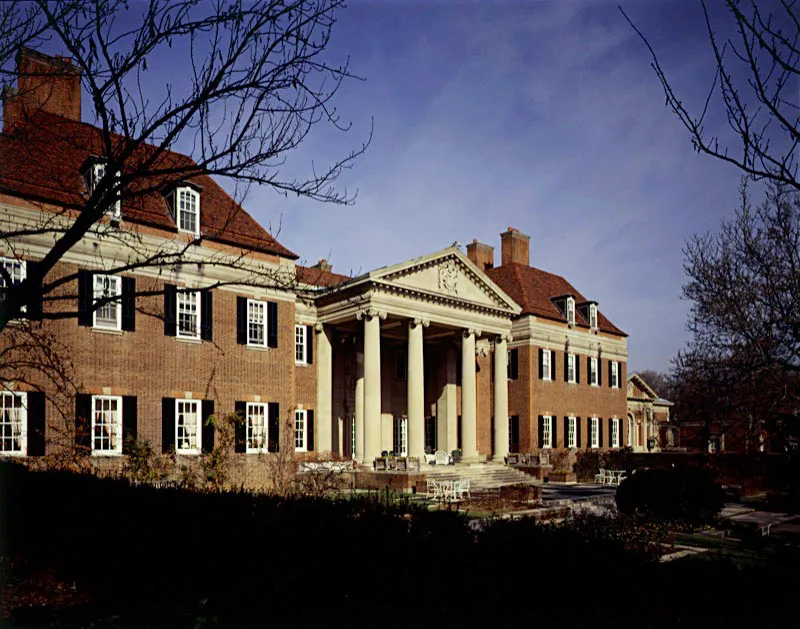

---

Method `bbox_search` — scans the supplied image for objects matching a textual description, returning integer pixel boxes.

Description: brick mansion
[1,49,639,475]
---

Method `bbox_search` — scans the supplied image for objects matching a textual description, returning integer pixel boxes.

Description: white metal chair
[595,468,606,484]
[423,451,437,465]
[455,478,471,500]
[435,450,451,466]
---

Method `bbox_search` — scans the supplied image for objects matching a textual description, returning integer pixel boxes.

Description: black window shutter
[267,301,278,348]
[201,289,213,341]
[538,349,544,379]
[163,284,177,336]
[599,418,604,448]
[162,397,175,453]
[306,326,314,364]
[577,417,582,448]
[122,396,138,453]
[598,359,603,386]
[75,394,92,451]
[307,409,315,451]
[121,277,136,331]
[538,415,544,448]
[26,391,46,456]
[236,297,247,345]
[509,349,519,380]
[268,402,280,452]
[563,416,569,448]
[25,261,43,321]
[609,419,614,448]
[563,353,569,381]
[510,415,519,452]
[576,355,581,384]
[201,400,215,452]
[551,352,557,381]
[234,401,247,453]
[77,271,94,326]
[551,417,557,448]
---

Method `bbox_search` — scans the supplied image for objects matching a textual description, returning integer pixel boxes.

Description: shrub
[615,467,724,523]
[574,450,604,481]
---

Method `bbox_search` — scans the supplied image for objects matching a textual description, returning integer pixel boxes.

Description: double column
[461,329,479,461]
[493,335,510,460]
[407,318,428,459]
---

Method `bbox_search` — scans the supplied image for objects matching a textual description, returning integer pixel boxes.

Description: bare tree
[621,0,800,190]
[0,0,368,331]
[671,180,800,448]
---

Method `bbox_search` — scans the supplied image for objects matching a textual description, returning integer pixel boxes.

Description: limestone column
[355,349,364,462]
[315,324,333,454]
[493,335,510,461]
[461,329,479,461]
[437,345,457,452]
[362,310,383,463]
[407,319,426,459]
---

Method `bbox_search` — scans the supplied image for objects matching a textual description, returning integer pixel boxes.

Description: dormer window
[83,159,121,221]
[166,184,201,237]
[589,304,598,330]
[566,297,575,326]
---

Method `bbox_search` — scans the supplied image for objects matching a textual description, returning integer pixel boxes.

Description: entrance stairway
[424,461,537,491]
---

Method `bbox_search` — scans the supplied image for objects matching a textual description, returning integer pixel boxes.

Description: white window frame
[91,394,122,456]
[294,409,307,452]
[589,303,598,330]
[177,187,200,237]
[92,274,122,330]
[0,257,26,311]
[627,417,633,447]
[245,402,267,453]
[0,391,27,456]
[350,415,356,460]
[542,349,552,382]
[612,418,620,448]
[175,398,201,455]
[567,416,576,449]
[611,361,619,388]
[393,415,408,457]
[295,324,308,364]
[247,299,267,347]
[176,289,201,340]
[542,415,552,449]
[589,357,599,386]
[590,417,599,448]
[567,353,576,384]
[566,297,575,325]
[89,162,121,221]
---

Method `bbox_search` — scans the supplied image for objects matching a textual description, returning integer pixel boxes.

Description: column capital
[462,327,481,338]
[409,318,430,329]
[314,322,324,333]
[356,308,387,321]
[494,333,512,345]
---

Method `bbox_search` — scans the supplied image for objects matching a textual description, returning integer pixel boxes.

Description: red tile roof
[486,262,626,336]
[0,111,297,259]
[296,265,350,287]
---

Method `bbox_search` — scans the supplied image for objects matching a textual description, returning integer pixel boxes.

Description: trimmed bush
[615,467,724,523]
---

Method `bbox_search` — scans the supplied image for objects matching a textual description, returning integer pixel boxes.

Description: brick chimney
[466,239,494,271]
[311,258,332,273]
[3,48,82,131]
[500,227,530,267]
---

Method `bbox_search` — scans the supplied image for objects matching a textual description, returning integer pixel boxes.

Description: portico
[312,247,520,465]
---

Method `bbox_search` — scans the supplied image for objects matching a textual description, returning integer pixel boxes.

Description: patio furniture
[595,468,606,484]
[454,478,471,500]
[451,449,462,464]
[408,456,421,471]
[423,451,436,465]
[396,458,408,471]
[435,450,451,466]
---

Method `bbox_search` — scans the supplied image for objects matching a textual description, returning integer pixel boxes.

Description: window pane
[177,291,199,337]
[247,403,266,450]
[295,325,306,362]
[248,301,265,345]
[0,393,24,453]
[177,400,199,451]
[179,190,197,233]
[94,275,120,328]
[92,396,120,453]
[294,410,305,450]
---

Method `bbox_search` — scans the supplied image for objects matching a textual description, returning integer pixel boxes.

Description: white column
[363,311,383,463]
[315,324,333,453]
[461,329,478,461]
[493,336,509,460]
[407,319,426,459]
[437,345,457,453]
[355,350,364,462]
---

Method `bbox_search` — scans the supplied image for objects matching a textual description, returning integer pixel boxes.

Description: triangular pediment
[371,248,520,313]
[628,374,658,400]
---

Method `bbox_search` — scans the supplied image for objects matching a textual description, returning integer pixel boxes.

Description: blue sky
[245,0,757,373]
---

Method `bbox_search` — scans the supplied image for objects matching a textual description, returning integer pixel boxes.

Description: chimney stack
[3,48,82,132]
[311,258,332,273]
[500,226,530,267]
[466,239,494,271]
